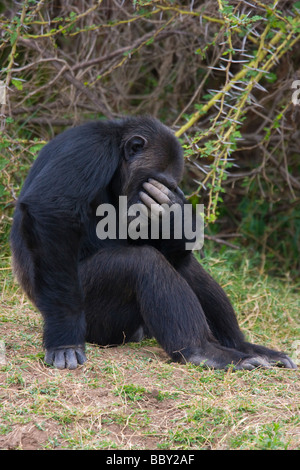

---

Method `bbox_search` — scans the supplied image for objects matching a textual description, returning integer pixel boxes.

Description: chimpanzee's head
[118,116,184,206]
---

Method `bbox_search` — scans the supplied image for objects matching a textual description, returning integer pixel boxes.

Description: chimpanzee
[10,116,296,370]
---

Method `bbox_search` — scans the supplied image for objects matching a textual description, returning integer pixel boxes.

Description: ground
[0,256,299,450]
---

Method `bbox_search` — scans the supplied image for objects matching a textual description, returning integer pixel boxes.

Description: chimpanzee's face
[119,118,184,206]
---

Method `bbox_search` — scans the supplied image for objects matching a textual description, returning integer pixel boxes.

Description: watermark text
[96,197,204,251]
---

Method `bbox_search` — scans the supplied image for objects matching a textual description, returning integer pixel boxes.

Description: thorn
[220,57,250,63]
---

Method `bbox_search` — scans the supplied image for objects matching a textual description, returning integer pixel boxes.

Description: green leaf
[11,79,23,90]
[265,72,277,83]
[29,144,44,154]
[10,31,17,45]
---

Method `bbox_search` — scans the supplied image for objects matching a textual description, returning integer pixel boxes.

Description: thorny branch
[0,0,300,274]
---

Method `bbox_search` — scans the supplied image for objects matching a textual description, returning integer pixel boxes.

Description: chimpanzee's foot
[177,343,272,370]
[181,342,297,370]
[44,344,87,369]
[238,342,297,369]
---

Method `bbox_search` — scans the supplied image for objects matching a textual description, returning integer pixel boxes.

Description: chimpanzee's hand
[44,345,87,369]
[139,178,193,255]
[139,178,185,214]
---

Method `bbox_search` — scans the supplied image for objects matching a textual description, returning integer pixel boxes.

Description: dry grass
[0,254,299,450]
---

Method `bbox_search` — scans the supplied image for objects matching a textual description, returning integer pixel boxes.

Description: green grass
[0,250,299,450]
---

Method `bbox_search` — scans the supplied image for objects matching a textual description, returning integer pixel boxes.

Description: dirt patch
[0,423,56,450]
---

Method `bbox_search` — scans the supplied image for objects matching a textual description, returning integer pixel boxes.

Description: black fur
[10,116,296,370]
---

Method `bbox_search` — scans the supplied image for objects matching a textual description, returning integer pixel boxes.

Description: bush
[1,0,299,277]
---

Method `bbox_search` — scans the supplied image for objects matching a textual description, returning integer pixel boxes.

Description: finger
[148,179,173,196]
[128,200,151,221]
[53,350,66,369]
[142,182,171,205]
[139,191,159,208]
[76,348,87,365]
[270,356,297,369]
[65,348,78,370]
[135,201,150,218]
[239,356,271,370]
[139,191,165,217]
[175,186,185,199]
[44,349,55,366]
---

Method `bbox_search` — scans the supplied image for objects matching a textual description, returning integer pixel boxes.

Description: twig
[17,38,113,118]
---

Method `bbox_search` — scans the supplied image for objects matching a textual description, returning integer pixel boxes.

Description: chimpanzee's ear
[124,135,147,160]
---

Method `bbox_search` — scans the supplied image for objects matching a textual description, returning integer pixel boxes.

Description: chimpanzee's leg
[177,254,296,369]
[80,245,271,369]
[80,249,144,346]
[11,205,87,369]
